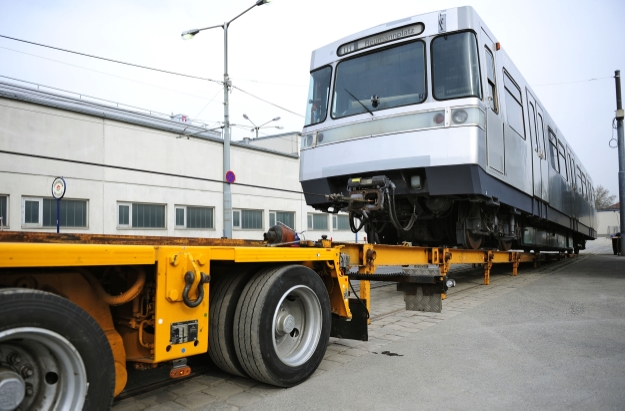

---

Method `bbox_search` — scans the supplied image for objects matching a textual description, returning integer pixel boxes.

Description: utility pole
[615,70,625,255]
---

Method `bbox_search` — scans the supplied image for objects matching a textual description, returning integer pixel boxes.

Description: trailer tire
[0,288,115,410]
[208,265,258,377]
[233,264,331,387]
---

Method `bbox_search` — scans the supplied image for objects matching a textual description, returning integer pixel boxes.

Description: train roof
[309,6,483,70]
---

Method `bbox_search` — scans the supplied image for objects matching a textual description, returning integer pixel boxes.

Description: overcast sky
[0,0,624,197]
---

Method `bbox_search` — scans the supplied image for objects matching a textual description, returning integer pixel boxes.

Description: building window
[233,209,263,230]
[307,213,328,230]
[0,195,8,227]
[269,211,295,229]
[175,206,214,229]
[118,202,165,228]
[22,197,88,228]
[332,214,350,231]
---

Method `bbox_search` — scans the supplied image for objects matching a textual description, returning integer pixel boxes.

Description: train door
[526,91,547,202]
[566,150,575,218]
[482,30,504,173]
[535,105,549,200]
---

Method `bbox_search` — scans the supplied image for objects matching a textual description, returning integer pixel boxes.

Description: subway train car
[299,6,596,252]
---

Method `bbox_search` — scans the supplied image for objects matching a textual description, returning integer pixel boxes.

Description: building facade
[0,80,356,242]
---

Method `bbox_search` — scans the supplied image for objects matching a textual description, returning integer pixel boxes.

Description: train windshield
[305,66,332,126]
[332,41,426,119]
[431,31,482,100]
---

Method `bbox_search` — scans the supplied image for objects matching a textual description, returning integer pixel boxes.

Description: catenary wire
[0,35,305,118]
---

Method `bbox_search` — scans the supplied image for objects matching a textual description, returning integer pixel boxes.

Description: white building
[597,208,620,237]
[0,80,357,242]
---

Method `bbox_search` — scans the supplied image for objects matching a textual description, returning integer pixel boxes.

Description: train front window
[431,31,482,100]
[332,41,426,119]
[305,66,332,126]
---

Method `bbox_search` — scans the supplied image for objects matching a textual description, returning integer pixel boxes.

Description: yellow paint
[0,243,155,267]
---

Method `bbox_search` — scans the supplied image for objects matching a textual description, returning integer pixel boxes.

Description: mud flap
[330,299,368,341]
[397,283,443,313]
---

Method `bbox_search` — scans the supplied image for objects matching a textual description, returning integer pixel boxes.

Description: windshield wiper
[344,88,374,116]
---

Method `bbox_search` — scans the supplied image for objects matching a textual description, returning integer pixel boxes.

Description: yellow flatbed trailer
[0,231,568,409]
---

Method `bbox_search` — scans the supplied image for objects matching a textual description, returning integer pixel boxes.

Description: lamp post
[243,114,282,138]
[182,0,272,239]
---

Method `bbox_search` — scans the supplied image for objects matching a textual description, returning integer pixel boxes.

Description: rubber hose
[80,266,146,306]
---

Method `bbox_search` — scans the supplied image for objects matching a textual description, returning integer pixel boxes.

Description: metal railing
[0,75,219,132]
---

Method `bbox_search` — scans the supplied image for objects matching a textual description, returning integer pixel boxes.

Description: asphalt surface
[246,241,625,410]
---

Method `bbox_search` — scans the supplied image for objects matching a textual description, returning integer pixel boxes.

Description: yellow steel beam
[0,243,156,267]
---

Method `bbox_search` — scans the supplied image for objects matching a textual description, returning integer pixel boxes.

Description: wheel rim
[0,327,88,410]
[272,285,322,367]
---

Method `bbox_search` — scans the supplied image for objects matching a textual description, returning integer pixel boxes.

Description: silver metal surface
[300,5,597,244]
[0,327,88,411]
[272,285,323,367]
[0,367,25,411]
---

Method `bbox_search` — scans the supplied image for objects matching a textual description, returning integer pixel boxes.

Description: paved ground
[113,238,625,410]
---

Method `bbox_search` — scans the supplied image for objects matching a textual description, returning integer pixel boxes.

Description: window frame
[331,39,428,120]
[304,65,333,127]
[547,129,559,172]
[431,30,483,102]
[557,141,568,181]
[22,197,88,228]
[269,211,296,230]
[233,209,264,230]
[0,194,8,228]
[484,46,498,113]
[307,213,329,231]
[117,202,166,229]
[503,70,525,139]
[332,214,351,231]
[175,205,215,230]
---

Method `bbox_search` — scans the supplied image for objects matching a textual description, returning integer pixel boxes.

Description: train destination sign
[337,23,424,57]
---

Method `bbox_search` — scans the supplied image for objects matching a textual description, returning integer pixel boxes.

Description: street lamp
[243,114,282,138]
[181,0,272,239]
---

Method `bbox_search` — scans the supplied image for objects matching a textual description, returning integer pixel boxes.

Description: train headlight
[433,112,445,125]
[451,109,468,124]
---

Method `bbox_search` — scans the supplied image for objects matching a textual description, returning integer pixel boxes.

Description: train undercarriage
[323,173,586,254]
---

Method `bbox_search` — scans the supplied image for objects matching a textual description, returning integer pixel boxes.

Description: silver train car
[299,6,596,252]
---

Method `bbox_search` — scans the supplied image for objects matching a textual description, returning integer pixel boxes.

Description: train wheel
[0,288,115,410]
[498,239,513,251]
[464,230,482,249]
[208,265,258,377]
[233,265,331,387]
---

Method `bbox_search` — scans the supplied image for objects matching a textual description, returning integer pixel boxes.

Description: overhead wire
[532,75,614,87]
[0,34,305,118]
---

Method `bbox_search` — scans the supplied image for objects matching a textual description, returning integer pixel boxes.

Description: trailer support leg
[359,280,371,324]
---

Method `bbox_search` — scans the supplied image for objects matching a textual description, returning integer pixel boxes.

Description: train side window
[557,141,567,180]
[484,47,498,112]
[581,174,587,198]
[547,129,559,172]
[503,72,525,139]
[528,103,537,148]
[536,113,546,157]
[576,166,583,194]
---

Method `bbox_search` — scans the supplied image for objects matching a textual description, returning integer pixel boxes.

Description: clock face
[52,177,66,199]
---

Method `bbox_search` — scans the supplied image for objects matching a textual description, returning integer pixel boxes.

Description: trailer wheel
[233,265,331,387]
[208,265,258,377]
[0,288,115,410]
